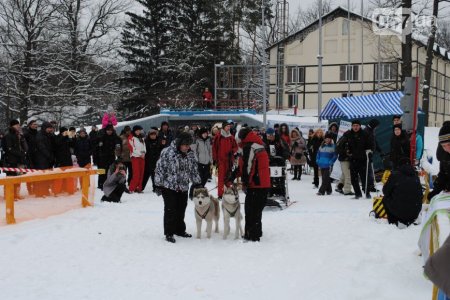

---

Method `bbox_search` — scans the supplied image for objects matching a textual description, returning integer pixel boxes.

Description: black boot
[165,235,176,243]
[176,232,192,238]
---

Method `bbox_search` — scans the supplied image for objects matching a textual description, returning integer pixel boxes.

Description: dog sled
[266,156,292,209]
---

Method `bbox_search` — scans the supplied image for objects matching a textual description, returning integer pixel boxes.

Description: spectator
[54,127,74,168]
[142,128,161,192]
[335,134,354,195]
[202,87,213,109]
[345,120,372,199]
[128,125,146,193]
[289,128,307,180]
[390,124,410,170]
[212,120,238,199]
[392,115,402,126]
[327,122,339,143]
[101,159,127,203]
[194,127,213,187]
[382,158,422,228]
[316,132,337,195]
[35,122,55,170]
[155,132,202,243]
[119,126,133,185]
[158,121,174,149]
[97,124,121,190]
[89,125,100,166]
[308,128,324,188]
[74,129,92,167]
[278,123,291,146]
[237,127,270,242]
[102,106,118,129]
[22,120,38,169]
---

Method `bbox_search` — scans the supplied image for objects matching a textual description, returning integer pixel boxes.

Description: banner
[266,120,328,137]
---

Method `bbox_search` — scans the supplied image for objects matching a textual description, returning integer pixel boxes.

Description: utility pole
[262,0,267,127]
[317,0,323,122]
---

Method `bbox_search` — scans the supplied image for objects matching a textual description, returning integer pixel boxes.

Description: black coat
[262,135,289,160]
[54,134,74,167]
[390,131,410,168]
[345,129,372,163]
[382,164,422,223]
[145,137,161,169]
[307,136,323,167]
[75,136,92,167]
[23,127,38,168]
[3,128,28,167]
[336,134,351,162]
[97,132,121,167]
[35,129,55,169]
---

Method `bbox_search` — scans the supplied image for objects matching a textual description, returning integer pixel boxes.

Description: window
[287,66,305,83]
[436,74,443,91]
[375,63,397,81]
[288,94,298,107]
[342,19,350,35]
[340,65,359,81]
[342,93,353,97]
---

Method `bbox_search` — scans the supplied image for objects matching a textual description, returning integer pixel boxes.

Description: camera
[118,164,127,171]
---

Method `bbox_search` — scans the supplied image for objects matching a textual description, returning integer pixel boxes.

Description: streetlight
[317,0,323,122]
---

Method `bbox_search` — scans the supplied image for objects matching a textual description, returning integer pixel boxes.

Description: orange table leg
[5,184,16,224]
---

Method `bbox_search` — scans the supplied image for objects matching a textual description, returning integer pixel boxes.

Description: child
[316,133,337,195]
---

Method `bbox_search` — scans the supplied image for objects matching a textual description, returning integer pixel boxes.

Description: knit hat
[148,127,158,135]
[132,125,143,132]
[266,128,275,135]
[41,121,53,130]
[238,127,252,140]
[176,132,193,147]
[59,127,68,133]
[392,115,402,121]
[368,119,380,129]
[79,128,87,134]
[222,120,233,128]
[9,119,20,127]
[438,123,450,144]
[198,127,208,136]
[351,119,361,125]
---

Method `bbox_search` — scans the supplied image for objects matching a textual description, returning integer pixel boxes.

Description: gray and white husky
[222,185,243,240]
[193,187,220,239]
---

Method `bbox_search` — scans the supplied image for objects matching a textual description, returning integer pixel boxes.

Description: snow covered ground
[0,173,431,300]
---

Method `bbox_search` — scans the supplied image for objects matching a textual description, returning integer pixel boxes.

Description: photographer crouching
[101,159,128,203]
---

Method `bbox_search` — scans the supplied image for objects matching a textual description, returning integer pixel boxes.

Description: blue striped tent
[320,91,404,120]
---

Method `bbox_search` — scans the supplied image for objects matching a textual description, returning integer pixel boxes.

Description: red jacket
[212,130,238,163]
[202,91,213,101]
[239,132,270,189]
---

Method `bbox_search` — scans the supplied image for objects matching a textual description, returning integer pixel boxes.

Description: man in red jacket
[212,120,238,199]
[238,127,270,242]
[202,87,213,109]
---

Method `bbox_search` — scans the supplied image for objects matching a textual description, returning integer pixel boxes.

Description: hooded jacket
[238,131,270,189]
[289,129,307,165]
[195,136,213,165]
[155,140,201,192]
[316,141,337,169]
[212,129,238,163]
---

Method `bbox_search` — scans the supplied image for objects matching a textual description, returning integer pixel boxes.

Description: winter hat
[222,120,233,128]
[69,127,76,131]
[79,128,87,134]
[328,122,338,131]
[59,127,68,133]
[132,125,143,132]
[176,132,193,147]
[438,123,450,144]
[198,127,208,136]
[266,128,275,135]
[148,127,158,135]
[41,121,53,130]
[238,127,252,140]
[392,115,402,121]
[9,119,20,127]
[351,119,361,126]
[393,124,402,131]
[368,119,380,129]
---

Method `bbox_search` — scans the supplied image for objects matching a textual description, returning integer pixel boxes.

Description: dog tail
[211,196,220,218]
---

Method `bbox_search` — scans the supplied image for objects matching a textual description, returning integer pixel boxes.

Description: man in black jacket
[262,128,289,160]
[54,127,74,168]
[382,158,422,227]
[345,120,373,199]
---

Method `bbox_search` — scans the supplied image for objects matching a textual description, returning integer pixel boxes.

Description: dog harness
[223,205,239,218]
[195,203,212,220]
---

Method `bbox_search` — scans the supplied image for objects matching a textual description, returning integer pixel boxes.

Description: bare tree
[288,0,333,34]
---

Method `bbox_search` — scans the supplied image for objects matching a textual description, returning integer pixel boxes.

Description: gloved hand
[154,186,162,196]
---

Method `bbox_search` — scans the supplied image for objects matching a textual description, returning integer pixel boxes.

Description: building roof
[267,6,450,62]
[319,91,405,120]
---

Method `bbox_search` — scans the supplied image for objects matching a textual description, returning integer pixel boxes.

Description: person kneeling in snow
[101,159,127,203]
[382,157,422,228]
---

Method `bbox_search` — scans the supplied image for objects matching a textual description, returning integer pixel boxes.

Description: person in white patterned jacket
[155,132,202,243]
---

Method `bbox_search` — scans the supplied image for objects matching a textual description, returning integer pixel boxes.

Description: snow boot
[165,235,176,243]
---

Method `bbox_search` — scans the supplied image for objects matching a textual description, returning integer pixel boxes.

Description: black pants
[102,183,126,203]
[198,163,211,187]
[293,165,302,179]
[162,188,188,236]
[313,165,319,186]
[318,168,332,194]
[350,160,368,197]
[142,165,155,191]
[124,161,133,185]
[244,188,268,241]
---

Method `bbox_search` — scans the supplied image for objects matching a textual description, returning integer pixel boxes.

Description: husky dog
[193,187,220,239]
[222,185,243,239]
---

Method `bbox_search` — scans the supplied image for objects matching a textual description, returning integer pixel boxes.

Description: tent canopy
[320,91,405,120]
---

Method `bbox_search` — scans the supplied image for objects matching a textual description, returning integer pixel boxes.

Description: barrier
[0,168,104,224]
